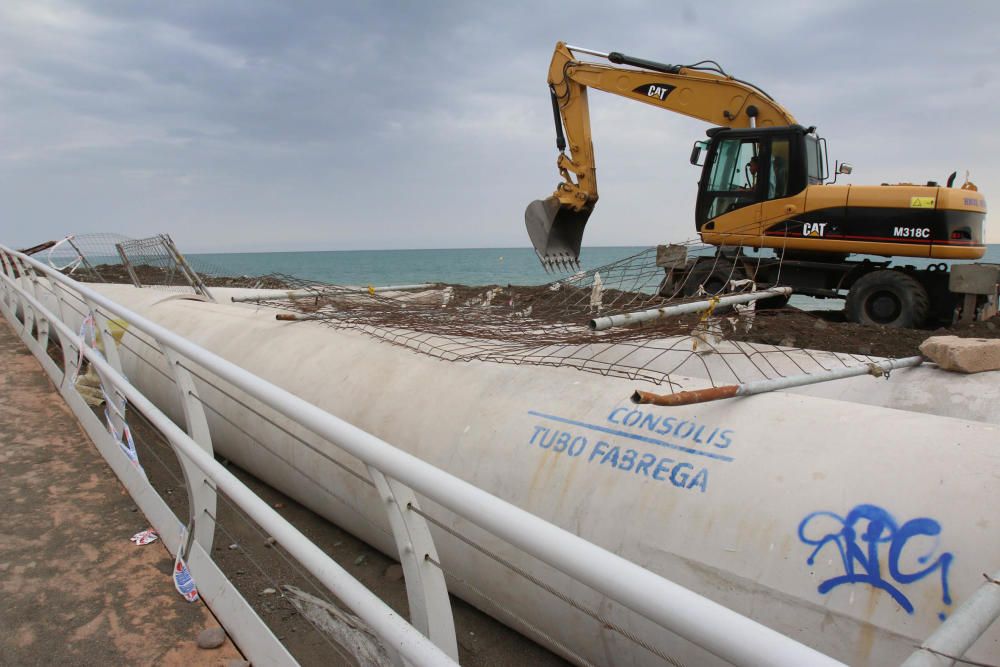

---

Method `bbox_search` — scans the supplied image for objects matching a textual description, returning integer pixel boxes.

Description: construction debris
[920,336,1000,374]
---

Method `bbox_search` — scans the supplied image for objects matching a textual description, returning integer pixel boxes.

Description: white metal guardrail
[0,243,853,666]
[0,246,455,667]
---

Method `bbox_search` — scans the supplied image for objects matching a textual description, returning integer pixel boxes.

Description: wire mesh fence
[35,233,292,290]
[247,242,882,391]
[27,232,900,395]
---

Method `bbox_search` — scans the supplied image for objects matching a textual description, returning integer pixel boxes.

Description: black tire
[681,259,745,298]
[756,291,791,310]
[845,270,929,328]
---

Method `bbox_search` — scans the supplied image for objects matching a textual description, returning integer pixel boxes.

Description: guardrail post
[367,467,458,661]
[81,297,132,470]
[0,250,16,310]
[47,282,79,384]
[8,255,36,335]
[21,260,50,349]
[162,346,217,552]
[83,298,123,372]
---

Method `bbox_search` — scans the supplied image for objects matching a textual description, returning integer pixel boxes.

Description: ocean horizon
[186,244,1000,289]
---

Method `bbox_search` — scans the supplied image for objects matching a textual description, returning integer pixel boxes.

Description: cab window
[804,136,822,185]
[707,139,758,191]
[768,139,790,199]
[704,138,759,219]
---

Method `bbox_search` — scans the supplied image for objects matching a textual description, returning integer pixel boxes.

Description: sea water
[187,245,1000,290]
[186,247,649,287]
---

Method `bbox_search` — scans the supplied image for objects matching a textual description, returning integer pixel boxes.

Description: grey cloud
[2,0,999,252]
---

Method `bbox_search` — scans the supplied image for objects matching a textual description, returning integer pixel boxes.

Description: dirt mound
[733,308,1000,357]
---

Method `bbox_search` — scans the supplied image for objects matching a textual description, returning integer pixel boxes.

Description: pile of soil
[731,308,1000,357]
[71,263,293,290]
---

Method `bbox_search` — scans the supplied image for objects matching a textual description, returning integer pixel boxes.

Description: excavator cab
[694,125,819,231]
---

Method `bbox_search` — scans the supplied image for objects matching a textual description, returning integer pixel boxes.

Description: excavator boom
[527,42,796,270]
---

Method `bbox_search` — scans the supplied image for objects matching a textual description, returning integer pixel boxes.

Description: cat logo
[802,222,827,237]
[634,83,675,101]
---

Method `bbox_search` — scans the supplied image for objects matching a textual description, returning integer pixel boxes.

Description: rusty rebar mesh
[250,242,879,390]
[33,233,881,390]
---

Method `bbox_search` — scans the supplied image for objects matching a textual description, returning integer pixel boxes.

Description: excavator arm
[527,42,797,270]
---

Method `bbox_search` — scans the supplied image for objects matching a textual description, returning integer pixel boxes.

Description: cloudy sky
[3,0,998,252]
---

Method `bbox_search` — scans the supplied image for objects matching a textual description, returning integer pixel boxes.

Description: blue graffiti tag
[798,504,953,616]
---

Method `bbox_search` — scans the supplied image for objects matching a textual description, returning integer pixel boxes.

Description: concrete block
[949,263,1000,295]
[920,335,1000,373]
[656,244,688,268]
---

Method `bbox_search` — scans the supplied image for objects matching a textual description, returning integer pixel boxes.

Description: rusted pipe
[275,313,326,321]
[633,385,739,406]
[633,355,924,407]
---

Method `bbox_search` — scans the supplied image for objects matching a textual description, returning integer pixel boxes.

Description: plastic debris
[129,528,159,546]
[174,526,200,602]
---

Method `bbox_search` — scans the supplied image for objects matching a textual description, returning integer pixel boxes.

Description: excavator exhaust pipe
[524,197,592,272]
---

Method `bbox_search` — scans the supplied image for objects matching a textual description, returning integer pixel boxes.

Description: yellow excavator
[526,42,988,327]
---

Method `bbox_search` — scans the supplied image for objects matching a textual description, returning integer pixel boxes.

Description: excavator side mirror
[837,162,853,175]
[690,141,708,166]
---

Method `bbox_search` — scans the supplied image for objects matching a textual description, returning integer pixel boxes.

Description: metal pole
[231,284,436,303]
[5,246,842,667]
[902,570,1000,667]
[275,313,326,321]
[634,356,924,407]
[161,234,215,302]
[115,242,143,288]
[65,236,104,281]
[565,45,611,58]
[589,287,793,331]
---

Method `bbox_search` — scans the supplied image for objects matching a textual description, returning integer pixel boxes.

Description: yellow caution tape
[367,284,375,296]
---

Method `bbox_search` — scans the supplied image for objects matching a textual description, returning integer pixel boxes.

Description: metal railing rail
[902,569,1000,667]
[0,247,456,667]
[0,243,846,667]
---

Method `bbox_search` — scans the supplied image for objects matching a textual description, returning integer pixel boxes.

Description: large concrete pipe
[83,284,1000,666]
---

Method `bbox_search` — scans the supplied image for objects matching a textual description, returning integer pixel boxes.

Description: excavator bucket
[524,197,593,272]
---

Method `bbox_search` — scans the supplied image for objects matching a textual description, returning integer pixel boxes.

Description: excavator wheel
[845,270,929,328]
[681,258,745,298]
[755,290,791,310]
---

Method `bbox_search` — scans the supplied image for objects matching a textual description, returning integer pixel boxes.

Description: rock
[197,627,227,649]
[264,536,276,548]
[812,319,829,330]
[259,588,276,596]
[354,554,367,566]
[919,336,1000,373]
[228,543,239,550]
[779,337,797,348]
[987,321,997,331]
[384,564,404,581]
